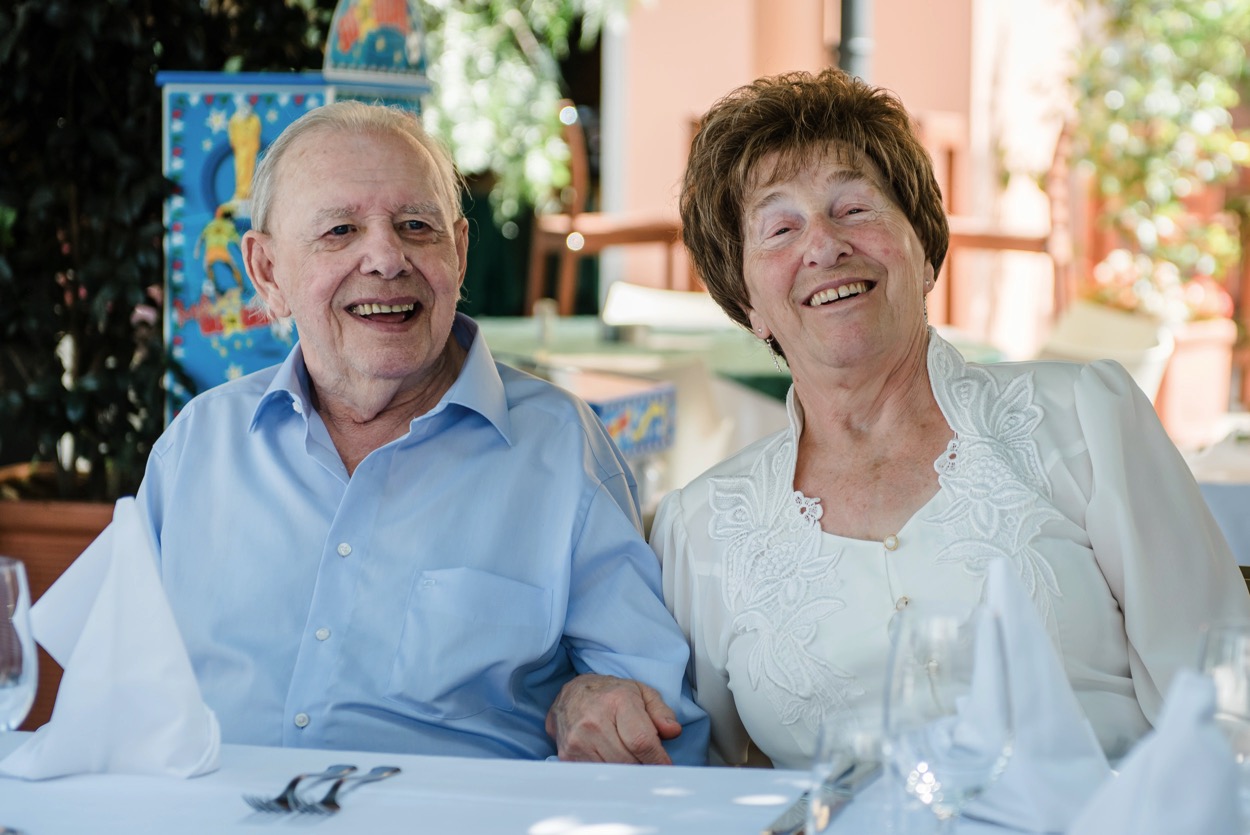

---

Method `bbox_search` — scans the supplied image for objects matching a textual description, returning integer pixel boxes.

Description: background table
[477,316,1003,518]
[1185,427,1250,566]
[479,316,793,514]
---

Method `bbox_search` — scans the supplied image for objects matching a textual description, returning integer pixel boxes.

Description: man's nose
[360,226,411,278]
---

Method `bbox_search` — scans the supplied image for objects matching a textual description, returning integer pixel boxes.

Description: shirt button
[294,713,310,728]
[883,534,899,551]
[336,542,352,557]
[315,627,331,641]
[291,399,303,414]
[895,596,910,611]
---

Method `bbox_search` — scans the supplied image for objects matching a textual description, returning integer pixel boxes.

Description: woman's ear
[747,309,770,341]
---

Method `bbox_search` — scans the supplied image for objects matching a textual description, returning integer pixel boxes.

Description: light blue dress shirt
[136,314,708,763]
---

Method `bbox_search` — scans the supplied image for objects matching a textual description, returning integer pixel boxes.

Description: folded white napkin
[1066,669,1241,835]
[961,558,1111,833]
[0,497,219,780]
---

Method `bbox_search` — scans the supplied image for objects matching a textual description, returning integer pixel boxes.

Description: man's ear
[453,217,469,290]
[243,230,291,319]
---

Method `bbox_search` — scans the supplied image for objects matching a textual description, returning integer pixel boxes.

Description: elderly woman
[650,67,1250,769]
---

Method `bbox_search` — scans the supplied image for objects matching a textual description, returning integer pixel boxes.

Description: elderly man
[137,101,708,764]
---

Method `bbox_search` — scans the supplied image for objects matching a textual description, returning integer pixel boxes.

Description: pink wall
[615,0,975,291]
[612,0,1068,358]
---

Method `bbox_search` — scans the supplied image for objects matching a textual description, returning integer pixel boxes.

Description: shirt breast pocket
[385,567,555,720]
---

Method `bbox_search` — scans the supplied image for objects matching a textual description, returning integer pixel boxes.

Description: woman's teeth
[809,281,870,307]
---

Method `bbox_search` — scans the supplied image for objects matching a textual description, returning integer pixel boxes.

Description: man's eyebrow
[309,203,445,225]
[311,206,356,224]
[398,202,444,216]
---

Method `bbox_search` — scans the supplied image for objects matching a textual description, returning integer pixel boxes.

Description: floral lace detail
[702,332,1066,732]
[707,433,864,734]
[928,336,1067,630]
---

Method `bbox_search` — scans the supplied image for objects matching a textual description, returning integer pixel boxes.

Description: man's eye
[328,224,353,236]
[402,219,429,232]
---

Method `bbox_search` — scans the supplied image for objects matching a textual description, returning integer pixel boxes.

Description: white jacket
[652,329,1248,769]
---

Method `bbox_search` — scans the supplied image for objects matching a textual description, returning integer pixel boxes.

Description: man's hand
[545,674,683,764]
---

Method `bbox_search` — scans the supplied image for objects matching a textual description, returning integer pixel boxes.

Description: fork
[294,765,402,815]
[242,763,358,813]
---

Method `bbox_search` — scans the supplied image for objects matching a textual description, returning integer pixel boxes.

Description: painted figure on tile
[227,99,262,203]
[194,205,245,295]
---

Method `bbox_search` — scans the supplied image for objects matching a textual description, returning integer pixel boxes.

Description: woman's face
[740,144,934,383]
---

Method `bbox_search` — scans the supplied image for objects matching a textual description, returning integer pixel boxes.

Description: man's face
[245,127,467,401]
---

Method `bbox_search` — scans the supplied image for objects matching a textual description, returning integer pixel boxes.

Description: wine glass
[882,601,1012,832]
[0,556,37,731]
[806,706,884,834]
[1197,620,1250,828]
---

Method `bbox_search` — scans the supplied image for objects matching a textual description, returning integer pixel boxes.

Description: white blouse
[651,329,1250,770]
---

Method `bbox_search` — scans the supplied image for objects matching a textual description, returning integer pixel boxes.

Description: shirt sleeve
[651,488,752,767]
[560,470,711,766]
[1078,359,1250,724]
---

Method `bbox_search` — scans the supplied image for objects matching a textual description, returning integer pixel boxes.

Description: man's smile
[348,301,418,323]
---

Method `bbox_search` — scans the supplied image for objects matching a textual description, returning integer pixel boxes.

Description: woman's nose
[805,215,853,267]
[360,226,411,278]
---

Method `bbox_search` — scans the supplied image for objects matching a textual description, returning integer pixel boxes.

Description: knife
[761,760,883,835]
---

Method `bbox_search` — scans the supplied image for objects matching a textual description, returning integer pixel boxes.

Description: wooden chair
[525,100,683,316]
[940,122,1078,319]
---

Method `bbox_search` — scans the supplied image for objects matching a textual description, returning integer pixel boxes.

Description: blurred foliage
[0,0,337,500]
[418,0,631,222]
[1071,0,1250,321]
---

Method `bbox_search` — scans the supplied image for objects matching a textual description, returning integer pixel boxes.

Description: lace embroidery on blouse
[926,336,1066,631]
[705,332,1065,732]
[707,431,864,735]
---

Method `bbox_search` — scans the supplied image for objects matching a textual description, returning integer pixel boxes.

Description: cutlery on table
[242,763,358,813]
[296,765,403,815]
[761,760,883,835]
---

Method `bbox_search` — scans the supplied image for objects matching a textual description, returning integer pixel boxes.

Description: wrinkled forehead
[744,140,884,197]
[269,126,453,226]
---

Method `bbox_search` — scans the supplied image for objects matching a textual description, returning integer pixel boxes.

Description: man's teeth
[352,302,416,316]
[810,281,870,306]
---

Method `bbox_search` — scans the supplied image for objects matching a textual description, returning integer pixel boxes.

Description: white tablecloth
[0,732,1035,834]
[0,735,810,835]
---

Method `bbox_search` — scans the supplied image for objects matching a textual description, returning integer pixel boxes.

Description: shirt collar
[249,313,513,444]
[438,313,513,444]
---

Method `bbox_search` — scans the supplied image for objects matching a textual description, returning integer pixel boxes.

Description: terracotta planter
[0,499,112,730]
[1154,316,1238,450]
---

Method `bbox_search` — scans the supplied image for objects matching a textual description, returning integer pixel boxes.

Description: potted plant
[1069,0,1250,447]
[0,0,338,729]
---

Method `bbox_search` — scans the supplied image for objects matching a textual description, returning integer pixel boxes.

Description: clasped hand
[546,674,683,764]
